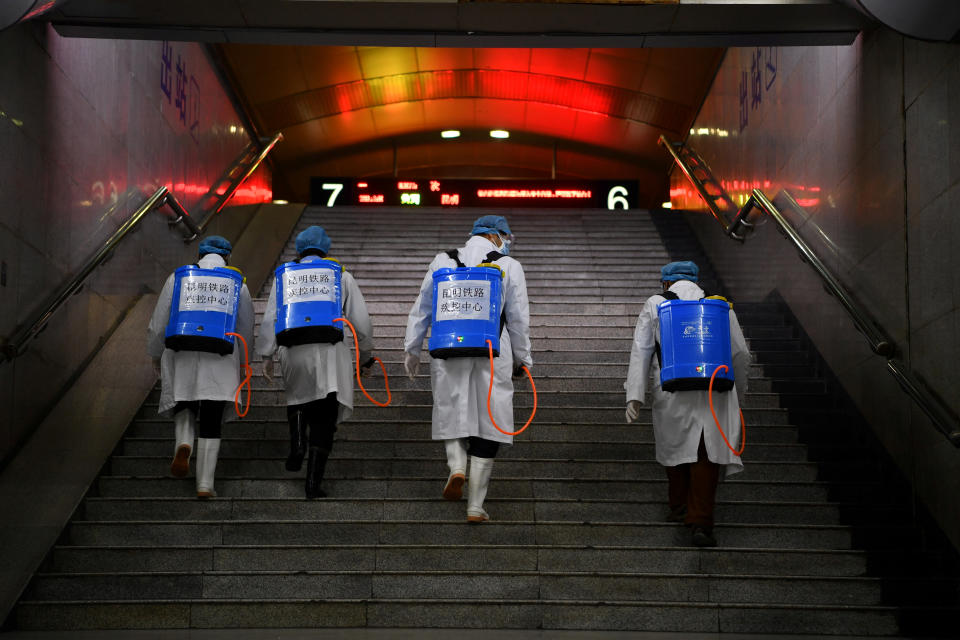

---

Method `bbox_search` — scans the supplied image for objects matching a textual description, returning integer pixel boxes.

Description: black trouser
[467,436,499,459]
[665,434,721,528]
[287,393,339,450]
[174,400,226,438]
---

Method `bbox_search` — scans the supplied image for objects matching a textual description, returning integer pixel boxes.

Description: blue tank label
[281,266,338,305]
[176,274,237,312]
[436,280,492,321]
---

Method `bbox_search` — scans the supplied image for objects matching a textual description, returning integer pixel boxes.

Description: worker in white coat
[147,235,254,498]
[624,260,749,547]
[256,225,375,499]
[405,215,533,523]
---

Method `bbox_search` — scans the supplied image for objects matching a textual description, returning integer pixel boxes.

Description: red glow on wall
[398,181,419,190]
[166,177,272,207]
[359,194,385,203]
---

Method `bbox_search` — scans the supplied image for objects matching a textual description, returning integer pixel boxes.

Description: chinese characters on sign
[282,268,337,304]
[738,47,777,134]
[160,41,201,144]
[178,276,236,313]
[436,281,492,321]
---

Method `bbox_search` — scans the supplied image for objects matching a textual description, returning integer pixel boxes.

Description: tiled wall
[0,24,270,465]
[673,28,960,548]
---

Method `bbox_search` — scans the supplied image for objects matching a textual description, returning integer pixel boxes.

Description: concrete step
[105,456,824,481]
[46,543,881,577]
[61,516,932,554]
[126,419,808,443]
[13,597,911,634]
[145,374,825,397]
[96,476,847,502]
[77,497,873,526]
[63,519,876,549]
[25,569,887,606]
[118,437,813,462]
[135,404,813,426]
[139,389,825,411]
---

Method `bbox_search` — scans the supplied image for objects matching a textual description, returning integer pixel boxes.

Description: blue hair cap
[198,235,232,257]
[296,225,332,256]
[661,260,699,282]
[471,215,511,236]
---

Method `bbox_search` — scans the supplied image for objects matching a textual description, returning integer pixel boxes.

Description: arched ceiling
[217,45,725,207]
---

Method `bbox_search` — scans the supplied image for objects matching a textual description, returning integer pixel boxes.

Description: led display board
[309,178,638,210]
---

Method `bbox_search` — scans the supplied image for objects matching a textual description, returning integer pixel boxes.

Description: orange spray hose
[485,339,537,436]
[708,364,746,456]
[225,332,252,418]
[333,316,391,407]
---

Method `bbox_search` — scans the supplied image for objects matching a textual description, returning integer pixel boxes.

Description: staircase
[12,207,959,635]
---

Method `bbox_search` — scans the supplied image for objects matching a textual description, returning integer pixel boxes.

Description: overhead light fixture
[441,130,460,139]
[661,202,673,209]
[273,199,289,205]
[489,130,509,139]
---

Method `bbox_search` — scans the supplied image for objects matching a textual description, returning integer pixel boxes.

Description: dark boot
[285,411,307,472]
[305,446,329,499]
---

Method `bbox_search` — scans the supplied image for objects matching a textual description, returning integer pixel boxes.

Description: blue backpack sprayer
[273,259,391,406]
[657,295,745,455]
[428,250,536,435]
[164,264,253,416]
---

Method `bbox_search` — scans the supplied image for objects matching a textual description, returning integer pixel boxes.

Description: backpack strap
[654,291,680,369]
[445,249,465,268]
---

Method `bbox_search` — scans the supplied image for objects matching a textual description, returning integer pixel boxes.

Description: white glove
[151,357,161,379]
[404,352,420,380]
[625,400,642,424]
[262,358,275,383]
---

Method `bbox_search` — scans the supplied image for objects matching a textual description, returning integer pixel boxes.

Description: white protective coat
[405,235,533,445]
[146,253,255,417]
[624,279,750,477]
[256,255,373,423]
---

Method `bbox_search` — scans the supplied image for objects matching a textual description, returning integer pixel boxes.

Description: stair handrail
[0,186,199,363]
[658,134,737,237]
[662,136,960,447]
[197,132,283,233]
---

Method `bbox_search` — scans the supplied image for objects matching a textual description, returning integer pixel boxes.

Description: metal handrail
[663,138,960,446]
[198,132,283,233]
[0,131,283,363]
[658,135,734,236]
[738,189,893,358]
[0,186,198,362]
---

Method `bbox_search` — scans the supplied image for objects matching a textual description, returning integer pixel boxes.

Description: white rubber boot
[195,438,221,499]
[170,409,196,478]
[466,456,495,523]
[442,438,468,501]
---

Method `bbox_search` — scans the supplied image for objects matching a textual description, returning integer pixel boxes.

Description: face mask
[496,233,512,255]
